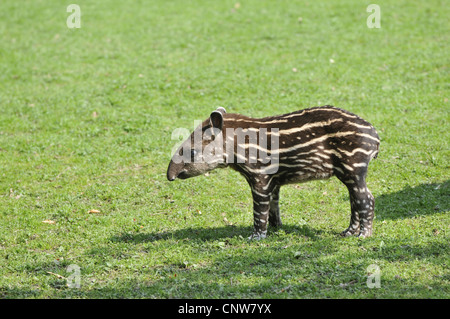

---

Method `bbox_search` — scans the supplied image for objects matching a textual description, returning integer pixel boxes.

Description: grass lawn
[0,0,448,299]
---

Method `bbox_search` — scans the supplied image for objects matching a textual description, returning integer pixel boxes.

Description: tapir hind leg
[336,166,375,238]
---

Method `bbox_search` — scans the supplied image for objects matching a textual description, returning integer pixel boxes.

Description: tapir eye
[191,149,198,158]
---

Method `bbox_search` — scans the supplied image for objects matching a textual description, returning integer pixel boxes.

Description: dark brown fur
[167,106,380,239]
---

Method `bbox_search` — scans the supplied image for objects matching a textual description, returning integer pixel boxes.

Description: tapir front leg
[249,185,271,240]
[269,185,282,228]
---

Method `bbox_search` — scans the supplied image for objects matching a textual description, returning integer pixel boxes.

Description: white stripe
[251,187,269,198]
[346,121,374,130]
[225,118,288,124]
[354,132,379,142]
[262,173,283,190]
[293,159,312,164]
[322,149,343,158]
[253,200,270,206]
[322,163,334,169]
[269,118,344,135]
[280,107,358,120]
[315,153,330,159]
[280,149,317,160]
[341,163,354,171]
[337,147,374,157]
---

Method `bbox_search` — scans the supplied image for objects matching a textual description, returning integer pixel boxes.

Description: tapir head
[167,107,227,181]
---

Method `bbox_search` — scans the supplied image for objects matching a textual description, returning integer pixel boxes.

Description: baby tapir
[167,106,380,240]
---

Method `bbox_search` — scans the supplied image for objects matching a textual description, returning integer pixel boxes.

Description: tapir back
[222,106,379,185]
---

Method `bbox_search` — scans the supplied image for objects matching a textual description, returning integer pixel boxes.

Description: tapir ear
[209,109,225,131]
[215,107,226,115]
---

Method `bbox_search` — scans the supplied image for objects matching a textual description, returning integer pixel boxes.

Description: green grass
[0,0,448,299]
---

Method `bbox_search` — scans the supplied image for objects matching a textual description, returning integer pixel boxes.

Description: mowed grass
[0,0,448,298]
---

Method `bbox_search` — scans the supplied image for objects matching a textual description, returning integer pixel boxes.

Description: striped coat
[167,106,380,240]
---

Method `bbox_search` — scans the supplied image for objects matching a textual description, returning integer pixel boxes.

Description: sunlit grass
[0,0,448,298]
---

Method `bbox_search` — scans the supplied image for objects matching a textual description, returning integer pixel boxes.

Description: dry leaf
[47,271,66,279]
[339,280,357,288]
[223,217,233,226]
[88,209,101,214]
[42,220,56,224]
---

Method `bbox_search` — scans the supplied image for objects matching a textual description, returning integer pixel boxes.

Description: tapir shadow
[110,224,323,244]
[375,180,449,220]
[111,181,448,244]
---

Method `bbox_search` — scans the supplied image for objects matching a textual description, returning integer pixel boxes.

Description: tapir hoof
[248,230,267,240]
